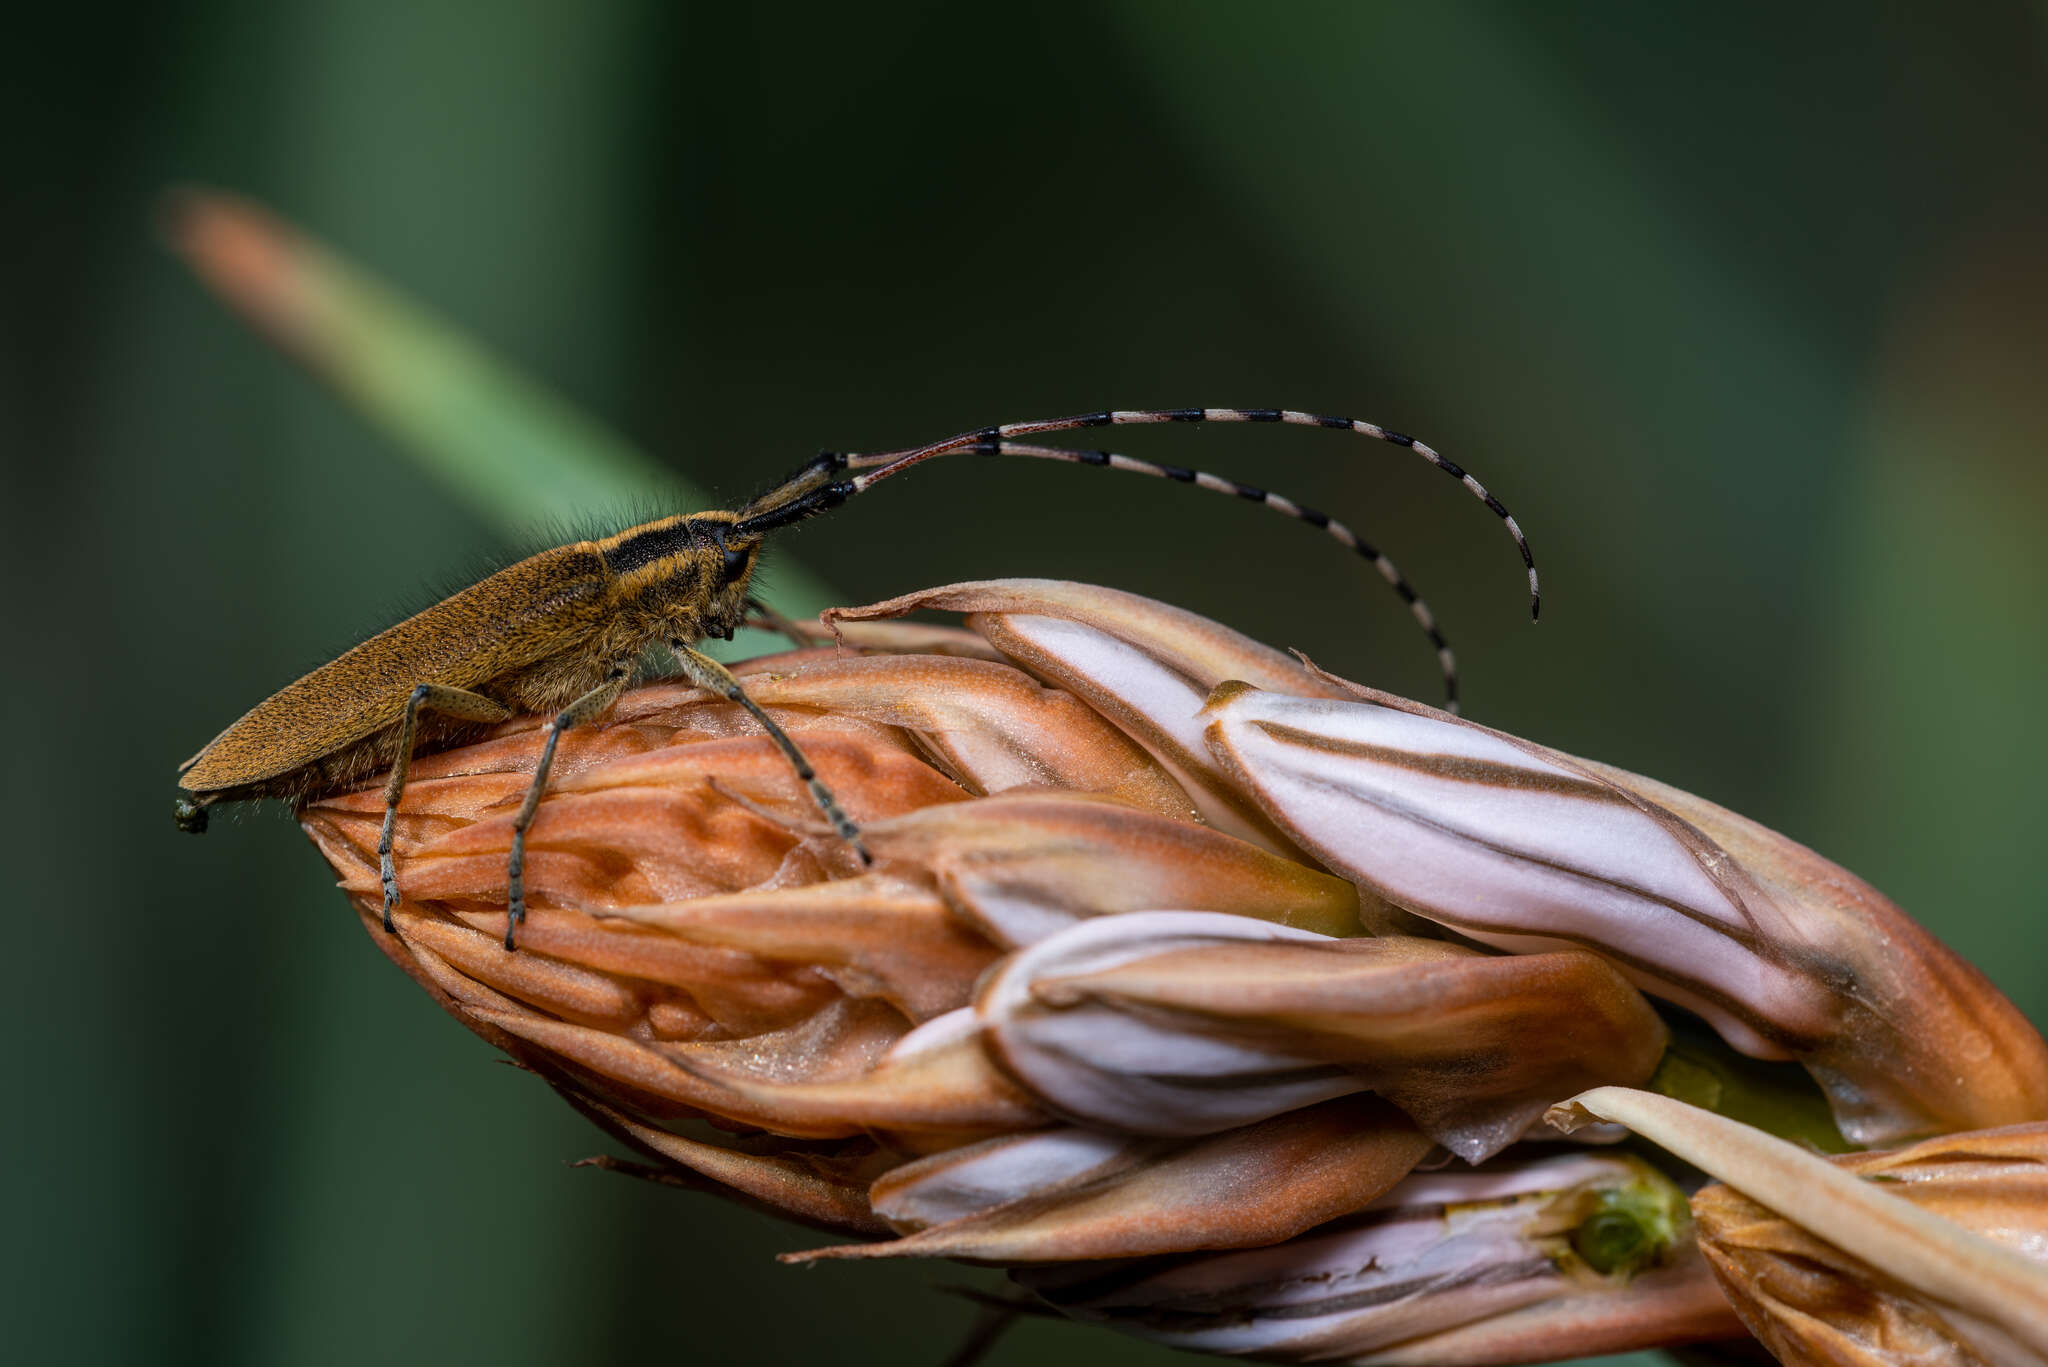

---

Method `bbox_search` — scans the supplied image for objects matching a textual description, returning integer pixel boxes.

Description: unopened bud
[1204,682,2048,1146]
[1016,1150,1738,1364]
[975,910,1666,1160]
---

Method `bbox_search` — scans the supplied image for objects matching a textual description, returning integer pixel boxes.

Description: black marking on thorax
[603,519,714,577]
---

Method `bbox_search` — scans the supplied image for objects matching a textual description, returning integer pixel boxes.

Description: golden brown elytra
[177,407,1539,949]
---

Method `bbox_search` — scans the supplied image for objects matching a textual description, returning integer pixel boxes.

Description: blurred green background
[7,3,2045,1364]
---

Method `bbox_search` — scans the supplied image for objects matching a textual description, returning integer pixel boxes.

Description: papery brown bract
[828,581,1413,930]
[299,638,1381,1159]
[1691,1124,2048,1367]
[1552,1091,2048,1367]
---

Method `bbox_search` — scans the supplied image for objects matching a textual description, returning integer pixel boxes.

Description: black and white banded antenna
[733,407,1540,714]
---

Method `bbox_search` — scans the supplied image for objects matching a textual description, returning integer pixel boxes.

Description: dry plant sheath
[175,410,1535,947]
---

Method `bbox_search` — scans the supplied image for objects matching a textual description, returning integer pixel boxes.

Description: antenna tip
[1530,595,1542,623]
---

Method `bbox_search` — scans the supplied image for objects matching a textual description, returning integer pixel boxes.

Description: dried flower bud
[790,1096,1436,1263]
[299,632,1398,1219]
[295,578,2045,1366]
[829,579,2048,1144]
[1692,1124,2048,1367]
[1014,1150,1741,1364]
[974,909,1666,1160]
[838,792,1361,946]
[828,581,1410,924]
[1199,678,2048,1145]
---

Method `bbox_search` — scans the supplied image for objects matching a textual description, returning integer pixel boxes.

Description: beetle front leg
[670,641,871,865]
[503,664,631,950]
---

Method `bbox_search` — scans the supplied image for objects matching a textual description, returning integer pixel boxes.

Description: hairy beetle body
[179,512,754,810]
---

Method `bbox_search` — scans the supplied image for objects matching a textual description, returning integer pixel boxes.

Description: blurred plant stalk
[179,192,2048,1364]
[160,186,838,620]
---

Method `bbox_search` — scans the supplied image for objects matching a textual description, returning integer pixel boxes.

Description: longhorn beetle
[176,407,1538,949]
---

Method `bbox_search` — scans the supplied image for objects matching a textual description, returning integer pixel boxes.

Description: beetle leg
[379,684,512,931]
[670,641,872,867]
[504,664,631,950]
[743,596,828,650]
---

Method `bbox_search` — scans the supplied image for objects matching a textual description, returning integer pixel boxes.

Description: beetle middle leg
[379,684,515,931]
[504,663,631,950]
[671,641,872,866]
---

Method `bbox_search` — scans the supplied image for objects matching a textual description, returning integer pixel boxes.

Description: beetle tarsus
[505,849,526,952]
[380,855,399,932]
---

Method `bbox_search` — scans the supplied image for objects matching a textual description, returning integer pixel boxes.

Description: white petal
[975,613,1301,853]
[869,1128,1139,1230]
[1020,1152,1713,1361]
[1206,688,1829,1058]
[976,911,1361,1134]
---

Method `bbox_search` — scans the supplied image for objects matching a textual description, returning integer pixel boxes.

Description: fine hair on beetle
[175,407,1539,950]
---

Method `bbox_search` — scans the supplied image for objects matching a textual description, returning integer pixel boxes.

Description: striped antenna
[847,408,1538,617]
[968,438,1461,710]
[734,407,1540,713]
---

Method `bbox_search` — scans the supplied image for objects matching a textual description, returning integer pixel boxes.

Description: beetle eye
[720,542,752,583]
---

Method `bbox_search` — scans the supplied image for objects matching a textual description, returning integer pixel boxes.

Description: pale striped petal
[977,911,1363,1133]
[792,1096,1432,1264]
[974,910,1665,1157]
[860,792,1362,945]
[1018,1150,1737,1363]
[981,612,1309,853]
[1203,684,1823,1055]
[868,1128,1143,1231]
[824,579,1350,699]
[735,651,1198,820]
[826,580,1347,860]
[1206,682,2048,1144]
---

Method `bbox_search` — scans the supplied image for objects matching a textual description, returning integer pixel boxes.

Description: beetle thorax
[602,541,757,647]
[594,513,760,647]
